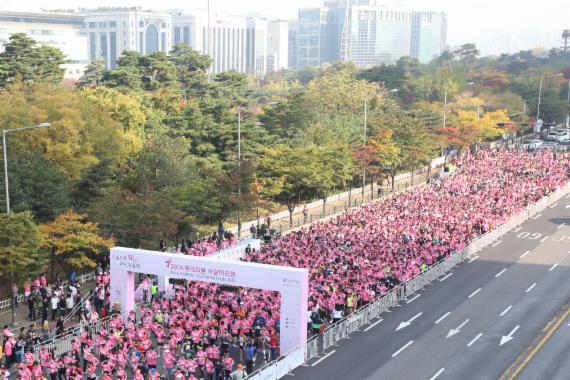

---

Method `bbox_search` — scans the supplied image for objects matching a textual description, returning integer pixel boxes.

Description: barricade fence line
[248,182,570,379]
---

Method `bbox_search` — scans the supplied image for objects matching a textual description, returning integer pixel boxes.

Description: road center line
[468,288,482,298]
[363,319,383,332]
[526,283,536,293]
[435,312,451,324]
[311,350,336,366]
[467,333,483,347]
[429,368,445,380]
[468,255,479,263]
[392,341,414,358]
[406,294,420,304]
[439,273,453,282]
[500,306,513,317]
[492,240,502,247]
[549,263,559,272]
[540,235,549,243]
[495,268,508,278]
[520,250,531,259]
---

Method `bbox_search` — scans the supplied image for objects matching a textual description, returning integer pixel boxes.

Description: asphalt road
[293,196,570,380]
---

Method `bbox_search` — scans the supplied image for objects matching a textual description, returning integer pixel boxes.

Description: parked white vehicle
[522,139,543,149]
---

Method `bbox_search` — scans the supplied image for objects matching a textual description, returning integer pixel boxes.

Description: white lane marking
[363,319,383,332]
[446,319,470,338]
[467,333,483,347]
[551,202,559,208]
[468,288,482,298]
[468,255,479,263]
[520,250,531,259]
[526,283,537,293]
[533,213,542,219]
[429,368,445,380]
[495,268,508,278]
[396,313,423,331]
[439,273,453,282]
[311,350,336,366]
[549,263,559,272]
[435,312,451,325]
[500,306,513,317]
[492,240,502,247]
[514,226,522,232]
[499,325,520,346]
[558,222,566,230]
[540,235,549,243]
[392,341,414,358]
[406,294,421,304]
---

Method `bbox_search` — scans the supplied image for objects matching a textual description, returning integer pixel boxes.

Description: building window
[145,24,159,54]
[161,22,166,29]
[139,32,144,53]
[174,27,181,45]
[99,22,106,28]
[183,26,190,45]
[88,22,96,28]
[109,21,117,28]
[139,21,144,28]
[89,32,97,60]
[161,32,166,52]
[100,33,108,62]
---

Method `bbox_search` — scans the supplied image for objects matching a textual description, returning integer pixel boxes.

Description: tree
[169,43,211,97]
[258,88,312,141]
[0,33,66,88]
[0,211,45,284]
[40,211,114,278]
[76,60,106,89]
[3,151,71,223]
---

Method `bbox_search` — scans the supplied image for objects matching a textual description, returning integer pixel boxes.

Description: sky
[2,0,568,55]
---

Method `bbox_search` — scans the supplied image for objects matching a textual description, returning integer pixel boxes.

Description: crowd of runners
[2,148,568,379]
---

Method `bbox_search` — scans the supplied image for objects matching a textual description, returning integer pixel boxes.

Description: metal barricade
[322,327,335,351]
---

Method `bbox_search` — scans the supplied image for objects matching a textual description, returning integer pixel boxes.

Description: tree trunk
[51,247,56,283]
[391,171,396,191]
[370,175,375,199]
[348,182,352,206]
[287,201,294,226]
[322,196,327,216]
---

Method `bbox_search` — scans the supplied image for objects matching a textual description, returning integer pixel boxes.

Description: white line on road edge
[526,283,537,293]
[406,294,421,304]
[495,268,508,278]
[392,341,414,358]
[439,273,453,282]
[549,263,559,272]
[363,319,383,332]
[467,333,483,347]
[558,222,566,230]
[468,288,482,298]
[429,368,445,380]
[311,350,336,366]
[468,255,479,263]
[551,202,559,208]
[514,226,522,232]
[435,312,451,324]
[500,306,513,317]
[492,240,502,247]
[533,213,542,219]
[540,235,549,243]
[520,250,531,259]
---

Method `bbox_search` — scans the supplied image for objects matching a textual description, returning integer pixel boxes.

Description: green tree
[0,211,45,284]
[76,60,106,89]
[0,33,66,88]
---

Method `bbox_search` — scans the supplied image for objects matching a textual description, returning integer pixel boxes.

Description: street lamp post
[3,122,51,327]
[237,110,242,237]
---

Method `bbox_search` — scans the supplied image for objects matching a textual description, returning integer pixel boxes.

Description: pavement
[293,196,570,380]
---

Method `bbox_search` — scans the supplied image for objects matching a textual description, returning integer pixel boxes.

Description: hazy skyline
[2,0,568,55]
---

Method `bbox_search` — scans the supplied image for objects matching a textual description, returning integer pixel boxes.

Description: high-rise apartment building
[288,21,299,70]
[84,9,172,69]
[0,10,88,79]
[246,18,269,77]
[293,0,447,69]
[267,20,289,72]
[172,11,247,74]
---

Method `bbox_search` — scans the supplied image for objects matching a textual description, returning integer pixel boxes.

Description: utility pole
[442,85,448,127]
[362,99,367,198]
[237,109,242,237]
[537,77,543,122]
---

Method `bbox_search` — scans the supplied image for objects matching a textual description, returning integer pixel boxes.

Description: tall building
[246,18,269,77]
[288,21,299,70]
[297,7,330,68]
[83,8,172,69]
[267,20,289,72]
[0,10,88,79]
[294,0,447,69]
[172,11,247,75]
